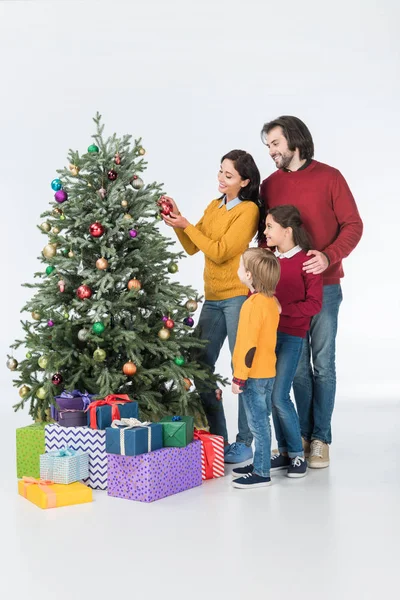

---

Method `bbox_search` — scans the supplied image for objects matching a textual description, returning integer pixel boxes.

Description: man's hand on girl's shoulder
[303,250,329,275]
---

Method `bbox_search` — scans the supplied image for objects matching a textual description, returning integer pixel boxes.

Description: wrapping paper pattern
[106,423,163,456]
[194,430,225,480]
[107,440,202,502]
[18,478,92,509]
[40,450,89,484]
[16,423,46,479]
[45,424,107,490]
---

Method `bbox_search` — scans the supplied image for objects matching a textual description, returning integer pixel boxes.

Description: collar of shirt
[274,245,302,259]
[218,195,242,210]
[283,158,312,173]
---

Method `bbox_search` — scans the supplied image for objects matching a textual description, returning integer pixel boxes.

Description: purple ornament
[129,229,138,238]
[55,190,68,203]
[162,316,168,322]
[47,319,54,327]
[183,317,194,327]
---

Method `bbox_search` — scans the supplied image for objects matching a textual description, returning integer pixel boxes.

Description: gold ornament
[42,243,57,259]
[31,311,41,320]
[123,213,133,221]
[96,257,109,270]
[69,164,80,176]
[138,147,146,156]
[6,357,18,371]
[40,222,51,233]
[185,299,198,312]
[121,200,128,208]
[52,227,60,235]
[38,355,49,369]
[36,387,47,400]
[158,328,170,341]
[53,207,63,217]
[19,385,31,399]
[68,250,75,258]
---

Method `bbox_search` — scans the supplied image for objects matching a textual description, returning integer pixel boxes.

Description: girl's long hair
[266,205,312,250]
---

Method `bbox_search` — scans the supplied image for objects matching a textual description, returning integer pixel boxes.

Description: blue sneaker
[232,472,271,489]
[224,444,232,456]
[287,456,307,478]
[224,442,253,464]
[270,453,291,471]
[231,463,254,479]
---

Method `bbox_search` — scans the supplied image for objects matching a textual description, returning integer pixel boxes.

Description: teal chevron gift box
[40,448,89,484]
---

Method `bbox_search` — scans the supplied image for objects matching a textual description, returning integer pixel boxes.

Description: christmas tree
[7,113,224,422]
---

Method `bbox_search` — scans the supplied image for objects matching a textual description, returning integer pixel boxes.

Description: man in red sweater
[260,116,363,468]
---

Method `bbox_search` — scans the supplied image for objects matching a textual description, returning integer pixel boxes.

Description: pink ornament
[47,319,54,327]
[58,280,65,293]
[129,229,138,238]
[162,316,168,322]
[54,190,68,203]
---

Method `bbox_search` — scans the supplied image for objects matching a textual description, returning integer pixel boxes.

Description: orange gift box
[18,476,92,509]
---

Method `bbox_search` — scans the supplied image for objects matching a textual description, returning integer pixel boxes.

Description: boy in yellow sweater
[231,248,281,488]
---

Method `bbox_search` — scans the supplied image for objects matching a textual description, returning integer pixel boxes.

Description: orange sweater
[233,293,279,381]
[175,199,259,301]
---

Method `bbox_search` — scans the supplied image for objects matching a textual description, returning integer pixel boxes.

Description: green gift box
[16,423,46,478]
[160,416,194,448]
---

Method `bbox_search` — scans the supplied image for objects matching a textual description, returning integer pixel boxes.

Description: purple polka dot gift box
[107,440,202,502]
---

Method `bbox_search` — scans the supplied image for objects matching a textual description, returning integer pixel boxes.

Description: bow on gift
[194,429,216,480]
[21,476,57,508]
[86,394,132,429]
[111,418,152,455]
[50,447,76,457]
[172,416,182,422]
[59,390,93,409]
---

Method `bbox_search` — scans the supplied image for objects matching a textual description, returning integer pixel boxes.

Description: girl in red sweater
[264,205,323,477]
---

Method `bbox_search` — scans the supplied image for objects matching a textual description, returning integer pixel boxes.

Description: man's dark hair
[261,116,314,161]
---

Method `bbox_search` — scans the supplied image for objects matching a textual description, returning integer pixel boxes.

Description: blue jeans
[241,378,275,477]
[272,332,304,457]
[197,297,252,445]
[293,284,343,445]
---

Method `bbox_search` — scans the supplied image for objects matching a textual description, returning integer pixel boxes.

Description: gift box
[194,429,225,480]
[18,477,92,509]
[58,410,87,428]
[51,390,94,422]
[16,423,46,479]
[160,415,194,447]
[40,448,89,484]
[45,424,107,490]
[106,418,163,456]
[87,394,139,430]
[107,440,202,503]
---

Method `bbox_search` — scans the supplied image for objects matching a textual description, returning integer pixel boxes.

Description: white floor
[2,400,399,600]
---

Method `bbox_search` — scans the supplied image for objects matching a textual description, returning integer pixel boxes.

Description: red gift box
[193,429,225,480]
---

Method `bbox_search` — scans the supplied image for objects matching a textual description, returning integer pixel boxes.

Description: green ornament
[88,144,99,153]
[92,322,105,335]
[168,262,179,274]
[61,249,69,256]
[93,348,106,362]
[63,312,70,319]
[38,355,49,369]
[46,266,55,275]
[174,356,185,367]
[36,387,46,400]
[60,215,66,221]
[26,352,32,359]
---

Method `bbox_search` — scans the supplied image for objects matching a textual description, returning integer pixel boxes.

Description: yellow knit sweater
[175,199,259,301]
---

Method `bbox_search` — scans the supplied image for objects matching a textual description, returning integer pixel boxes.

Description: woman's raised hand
[158,195,180,216]
[159,195,190,229]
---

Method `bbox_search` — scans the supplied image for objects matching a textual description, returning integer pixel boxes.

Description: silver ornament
[6,357,18,371]
[78,329,89,342]
[98,187,107,199]
[131,176,144,190]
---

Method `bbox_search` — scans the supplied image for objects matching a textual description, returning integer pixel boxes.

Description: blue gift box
[87,400,139,430]
[106,422,163,456]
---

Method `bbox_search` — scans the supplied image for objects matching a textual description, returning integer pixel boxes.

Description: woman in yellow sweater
[161,150,260,464]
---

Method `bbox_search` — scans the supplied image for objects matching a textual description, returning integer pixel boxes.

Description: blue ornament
[172,416,182,422]
[51,178,62,191]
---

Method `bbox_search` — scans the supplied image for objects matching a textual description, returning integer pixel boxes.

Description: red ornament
[76,284,93,300]
[51,373,63,386]
[165,318,175,330]
[107,169,118,181]
[114,153,121,165]
[89,222,105,237]
[157,196,173,216]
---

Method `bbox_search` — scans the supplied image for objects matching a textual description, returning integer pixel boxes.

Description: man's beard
[274,151,295,170]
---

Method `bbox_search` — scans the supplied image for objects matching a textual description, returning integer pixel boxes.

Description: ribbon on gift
[111,418,152,455]
[49,447,76,457]
[86,394,132,429]
[59,409,83,419]
[21,476,57,508]
[194,429,216,480]
[58,390,93,409]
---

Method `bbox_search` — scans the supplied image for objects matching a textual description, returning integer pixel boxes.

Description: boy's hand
[232,382,243,395]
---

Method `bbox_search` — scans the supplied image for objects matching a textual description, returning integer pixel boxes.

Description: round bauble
[76,285,93,300]
[138,147,146,156]
[63,312,69,319]
[123,213,133,221]
[47,319,55,327]
[92,321,105,335]
[158,197,173,216]
[93,348,106,362]
[54,189,68,203]
[53,207,63,217]
[51,372,63,386]
[38,355,49,369]
[131,175,144,190]
[42,244,57,259]
[19,385,31,399]
[165,318,174,330]
[40,222,51,233]
[168,262,178,274]
[88,144,99,153]
[98,187,107,199]
[107,169,118,181]
[174,356,185,366]
[162,315,168,322]
[122,361,137,376]
[183,317,194,327]
[183,378,192,391]
[158,328,170,341]
[128,278,141,291]
[185,299,198,313]
[36,387,46,400]
[96,257,108,270]
[6,357,18,371]
[45,265,55,275]
[121,199,128,208]
[78,329,89,342]
[68,250,75,258]
[114,153,121,165]
[52,226,60,235]
[69,164,79,176]
[51,178,62,191]
[31,311,41,320]
[129,229,138,238]
[89,222,105,237]
[26,352,32,359]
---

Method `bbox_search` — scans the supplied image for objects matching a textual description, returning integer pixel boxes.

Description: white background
[0,2,399,597]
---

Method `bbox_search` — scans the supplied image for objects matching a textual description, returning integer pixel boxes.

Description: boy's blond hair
[242,248,280,296]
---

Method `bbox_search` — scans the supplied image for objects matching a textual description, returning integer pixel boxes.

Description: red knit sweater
[260,161,363,285]
[275,249,323,338]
